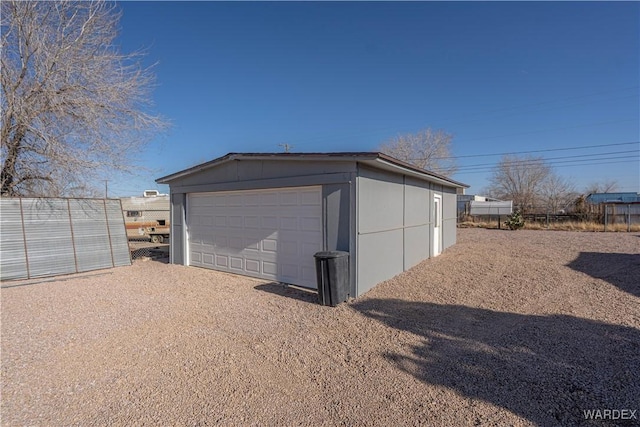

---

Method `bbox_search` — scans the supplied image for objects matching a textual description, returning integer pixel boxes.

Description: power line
[455,149,639,171]
[455,159,639,176]
[430,141,639,160]
[458,155,636,173]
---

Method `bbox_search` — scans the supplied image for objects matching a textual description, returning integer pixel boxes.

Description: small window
[157,220,166,226]
[127,211,142,218]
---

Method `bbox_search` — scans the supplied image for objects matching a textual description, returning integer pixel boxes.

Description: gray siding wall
[404,177,431,270]
[356,167,458,296]
[442,186,458,250]
[170,193,186,264]
[356,166,405,295]
[322,182,356,297]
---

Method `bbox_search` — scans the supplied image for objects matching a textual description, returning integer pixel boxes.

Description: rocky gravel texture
[2,228,639,426]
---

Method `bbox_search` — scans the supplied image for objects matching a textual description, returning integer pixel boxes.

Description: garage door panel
[302,266,317,283]
[301,217,322,232]
[263,261,278,275]
[262,239,277,252]
[280,217,298,230]
[229,237,243,250]
[260,193,279,206]
[281,241,297,256]
[279,192,298,205]
[261,216,278,228]
[228,216,243,227]
[300,189,321,205]
[228,194,243,206]
[301,241,319,258]
[215,255,228,267]
[281,263,298,278]
[244,216,259,228]
[214,235,227,247]
[230,257,243,270]
[246,259,260,273]
[188,186,322,288]
[244,239,260,251]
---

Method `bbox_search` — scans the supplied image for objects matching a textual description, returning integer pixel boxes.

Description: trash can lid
[314,251,349,259]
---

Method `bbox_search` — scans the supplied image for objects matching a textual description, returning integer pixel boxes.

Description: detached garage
[156,152,467,298]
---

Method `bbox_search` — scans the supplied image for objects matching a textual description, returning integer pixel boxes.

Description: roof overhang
[156,152,469,189]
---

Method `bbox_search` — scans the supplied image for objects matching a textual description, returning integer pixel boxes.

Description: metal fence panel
[105,200,132,267]
[0,199,29,280]
[0,197,131,281]
[604,203,640,229]
[69,199,113,272]
[21,199,77,278]
[469,200,513,216]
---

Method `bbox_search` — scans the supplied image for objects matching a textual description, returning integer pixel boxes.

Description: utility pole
[278,143,293,153]
[104,180,108,199]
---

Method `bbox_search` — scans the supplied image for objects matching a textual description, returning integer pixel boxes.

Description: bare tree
[485,155,551,213]
[539,173,577,213]
[584,180,619,195]
[378,128,457,176]
[1,1,167,197]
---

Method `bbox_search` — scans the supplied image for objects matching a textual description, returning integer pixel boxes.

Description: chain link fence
[129,241,169,261]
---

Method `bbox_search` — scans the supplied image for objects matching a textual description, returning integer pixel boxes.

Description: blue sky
[111,1,639,196]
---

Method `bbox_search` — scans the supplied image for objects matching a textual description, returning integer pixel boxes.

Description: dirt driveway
[2,229,639,426]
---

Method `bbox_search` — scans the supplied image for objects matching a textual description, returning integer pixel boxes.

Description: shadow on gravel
[255,282,319,304]
[567,252,640,297]
[352,299,640,426]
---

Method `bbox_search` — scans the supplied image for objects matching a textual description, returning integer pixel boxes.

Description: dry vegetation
[459,220,640,232]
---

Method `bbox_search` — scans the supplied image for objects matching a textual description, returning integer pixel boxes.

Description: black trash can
[314,251,349,306]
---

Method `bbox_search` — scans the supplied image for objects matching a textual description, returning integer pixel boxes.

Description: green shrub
[505,210,525,230]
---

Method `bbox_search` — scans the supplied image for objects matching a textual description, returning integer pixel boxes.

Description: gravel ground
[2,228,639,426]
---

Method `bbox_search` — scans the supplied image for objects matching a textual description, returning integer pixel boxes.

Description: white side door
[433,194,442,256]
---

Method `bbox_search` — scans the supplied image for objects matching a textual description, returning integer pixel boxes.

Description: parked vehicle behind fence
[120,190,170,243]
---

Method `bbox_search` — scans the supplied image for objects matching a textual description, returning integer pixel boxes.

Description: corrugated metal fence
[604,202,640,231]
[0,198,131,281]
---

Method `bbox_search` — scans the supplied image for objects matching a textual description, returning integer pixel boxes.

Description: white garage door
[187,186,323,288]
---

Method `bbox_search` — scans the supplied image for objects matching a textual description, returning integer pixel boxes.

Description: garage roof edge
[156,152,468,188]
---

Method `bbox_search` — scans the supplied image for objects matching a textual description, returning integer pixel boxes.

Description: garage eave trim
[156,152,468,189]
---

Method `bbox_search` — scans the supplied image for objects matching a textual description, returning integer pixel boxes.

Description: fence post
[103,199,116,268]
[18,198,31,279]
[628,204,631,232]
[67,199,80,274]
[603,204,607,232]
[546,211,549,229]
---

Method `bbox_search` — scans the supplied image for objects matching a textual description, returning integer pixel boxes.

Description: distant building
[586,192,640,204]
[457,194,501,218]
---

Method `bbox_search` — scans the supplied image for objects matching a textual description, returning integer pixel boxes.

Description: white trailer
[120,190,170,243]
